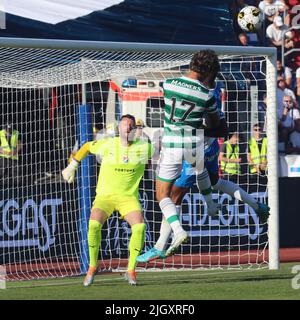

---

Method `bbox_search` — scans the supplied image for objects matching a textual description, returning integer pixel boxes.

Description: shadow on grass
[136,273,293,287]
[4,271,293,290]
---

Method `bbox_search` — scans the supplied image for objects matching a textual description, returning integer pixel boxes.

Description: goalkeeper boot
[136,247,167,263]
[124,270,137,286]
[83,266,97,287]
[255,202,270,224]
[207,201,222,217]
[166,230,188,257]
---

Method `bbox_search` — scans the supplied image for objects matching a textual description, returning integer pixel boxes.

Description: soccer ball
[237,6,263,32]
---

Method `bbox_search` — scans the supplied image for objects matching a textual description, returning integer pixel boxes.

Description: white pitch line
[4,268,273,290]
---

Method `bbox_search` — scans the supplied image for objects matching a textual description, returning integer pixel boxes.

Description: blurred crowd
[230,0,300,155]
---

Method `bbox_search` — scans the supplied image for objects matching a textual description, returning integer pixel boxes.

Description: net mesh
[0,43,271,280]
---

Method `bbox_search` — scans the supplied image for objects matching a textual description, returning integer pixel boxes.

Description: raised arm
[73,142,91,162]
[62,141,92,183]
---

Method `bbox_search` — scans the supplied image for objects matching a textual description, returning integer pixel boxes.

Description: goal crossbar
[0,38,279,278]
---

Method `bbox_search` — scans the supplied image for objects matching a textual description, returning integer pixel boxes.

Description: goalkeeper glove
[62,159,79,183]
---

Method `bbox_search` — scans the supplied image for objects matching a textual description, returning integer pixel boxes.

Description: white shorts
[156,144,204,182]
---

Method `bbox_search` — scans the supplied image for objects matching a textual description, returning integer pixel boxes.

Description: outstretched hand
[62,159,79,183]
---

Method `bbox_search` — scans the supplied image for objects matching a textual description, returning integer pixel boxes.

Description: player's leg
[154,184,190,254]
[158,174,192,254]
[140,153,218,261]
[205,150,270,223]
[196,168,220,216]
[88,209,108,267]
[146,146,220,261]
[185,141,220,216]
[156,179,188,256]
[155,168,192,253]
[156,150,188,256]
[212,177,270,222]
[120,196,146,285]
[136,185,189,263]
[83,204,109,287]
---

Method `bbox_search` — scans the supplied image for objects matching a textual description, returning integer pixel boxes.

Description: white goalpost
[0,38,278,281]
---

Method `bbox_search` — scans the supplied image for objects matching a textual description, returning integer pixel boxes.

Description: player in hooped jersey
[137,82,270,263]
[155,50,221,257]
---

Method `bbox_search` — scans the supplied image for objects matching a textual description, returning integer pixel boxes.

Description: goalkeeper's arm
[62,142,91,183]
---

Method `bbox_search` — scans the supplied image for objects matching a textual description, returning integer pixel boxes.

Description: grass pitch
[0,262,299,300]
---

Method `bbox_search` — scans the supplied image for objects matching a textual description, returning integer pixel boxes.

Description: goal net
[0,39,278,281]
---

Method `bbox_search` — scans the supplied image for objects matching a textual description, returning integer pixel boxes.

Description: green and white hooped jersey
[162,76,218,149]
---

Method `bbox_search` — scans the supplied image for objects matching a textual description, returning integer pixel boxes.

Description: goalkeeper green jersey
[88,137,154,197]
[162,76,218,148]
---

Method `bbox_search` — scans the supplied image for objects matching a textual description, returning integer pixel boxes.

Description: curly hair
[189,49,220,81]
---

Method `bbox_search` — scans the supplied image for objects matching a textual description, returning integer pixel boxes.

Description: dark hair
[253,123,262,130]
[190,49,220,81]
[229,132,239,139]
[120,114,136,125]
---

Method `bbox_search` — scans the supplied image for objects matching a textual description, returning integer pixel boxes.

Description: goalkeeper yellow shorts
[92,195,142,219]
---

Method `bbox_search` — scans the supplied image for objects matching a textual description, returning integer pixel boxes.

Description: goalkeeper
[62,114,154,286]
[137,82,270,263]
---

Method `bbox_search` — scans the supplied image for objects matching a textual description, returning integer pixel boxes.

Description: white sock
[155,218,172,251]
[155,205,182,251]
[213,179,258,210]
[159,198,184,236]
[196,169,214,205]
[175,205,182,216]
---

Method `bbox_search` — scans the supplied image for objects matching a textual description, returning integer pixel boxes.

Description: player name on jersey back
[162,76,217,149]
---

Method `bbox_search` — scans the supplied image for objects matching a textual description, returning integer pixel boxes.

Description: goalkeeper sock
[155,205,181,251]
[128,223,146,271]
[159,198,184,235]
[213,179,259,211]
[196,169,214,206]
[87,219,102,268]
